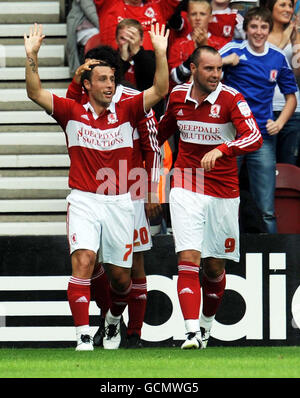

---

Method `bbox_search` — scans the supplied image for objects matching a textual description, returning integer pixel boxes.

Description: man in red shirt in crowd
[167,0,245,47]
[158,45,262,349]
[208,0,245,45]
[93,0,181,50]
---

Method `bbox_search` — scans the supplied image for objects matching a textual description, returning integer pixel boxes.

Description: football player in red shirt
[168,0,228,88]
[158,45,262,349]
[24,22,169,351]
[66,48,161,349]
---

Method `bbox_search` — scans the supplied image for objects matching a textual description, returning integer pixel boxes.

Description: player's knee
[203,257,225,278]
[110,267,131,292]
[178,250,201,265]
[71,249,96,277]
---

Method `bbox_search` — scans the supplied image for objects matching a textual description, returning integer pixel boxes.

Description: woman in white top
[267,0,300,165]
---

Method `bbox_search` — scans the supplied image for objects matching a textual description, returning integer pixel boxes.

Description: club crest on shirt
[145,7,155,18]
[209,104,221,118]
[107,113,118,124]
[223,25,232,37]
[237,100,251,117]
[269,69,278,82]
[71,233,77,244]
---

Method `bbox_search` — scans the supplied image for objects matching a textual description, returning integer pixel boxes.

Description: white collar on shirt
[187,32,211,42]
[185,81,223,108]
[112,84,124,103]
[246,41,270,56]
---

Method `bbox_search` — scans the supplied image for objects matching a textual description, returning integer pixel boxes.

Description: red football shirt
[208,8,245,44]
[158,82,263,198]
[65,81,160,195]
[51,92,147,195]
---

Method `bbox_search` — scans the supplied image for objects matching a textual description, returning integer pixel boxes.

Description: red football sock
[202,270,226,317]
[90,263,111,317]
[177,261,201,320]
[67,276,91,326]
[127,277,147,337]
[109,281,132,317]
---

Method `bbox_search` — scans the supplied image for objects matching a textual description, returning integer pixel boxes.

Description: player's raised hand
[144,23,169,111]
[149,23,169,54]
[24,23,45,56]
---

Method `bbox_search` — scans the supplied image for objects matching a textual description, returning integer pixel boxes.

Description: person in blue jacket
[219,6,298,233]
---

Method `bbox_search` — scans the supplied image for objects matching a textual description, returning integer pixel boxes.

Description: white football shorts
[132,199,152,253]
[169,187,240,262]
[66,189,135,268]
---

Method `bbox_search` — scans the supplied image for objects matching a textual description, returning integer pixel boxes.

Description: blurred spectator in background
[266,0,300,165]
[115,18,165,118]
[208,0,245,43]
[168,0,228,88]
[167,0,245,45]
[117,19,155,90]
[93,0,181,50]
[66,0,99,75]
[220,7,298,233]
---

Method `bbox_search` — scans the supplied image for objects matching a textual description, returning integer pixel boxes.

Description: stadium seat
[84,33,102,55]
[275,163,300,233]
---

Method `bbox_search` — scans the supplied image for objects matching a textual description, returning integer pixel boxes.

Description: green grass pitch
[1,346,300,378]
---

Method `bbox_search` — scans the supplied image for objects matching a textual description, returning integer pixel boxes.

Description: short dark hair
[243,7,273,32]
[190,45,219,67]
[82,45,122,88]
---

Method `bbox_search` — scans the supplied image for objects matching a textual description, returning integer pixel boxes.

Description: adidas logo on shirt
[80,115,89,121]
[75,296,88,303]
[177,109,184,116]
[239,54,248,61]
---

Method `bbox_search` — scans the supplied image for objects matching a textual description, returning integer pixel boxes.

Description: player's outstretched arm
[144,23,169,112]
[24,23,52,113]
